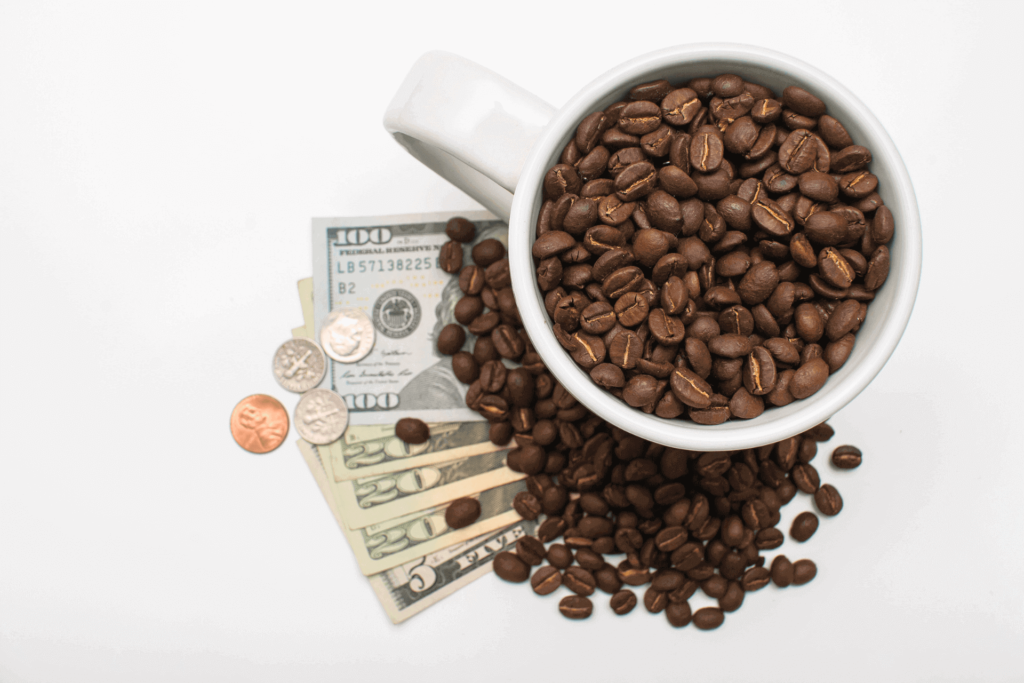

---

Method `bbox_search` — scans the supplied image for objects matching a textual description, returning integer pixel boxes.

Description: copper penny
[230,394,289,454]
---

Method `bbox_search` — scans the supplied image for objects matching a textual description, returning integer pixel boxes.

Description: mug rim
[508,42,922,450]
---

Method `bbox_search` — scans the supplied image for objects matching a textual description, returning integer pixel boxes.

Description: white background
[2,1,1022,681]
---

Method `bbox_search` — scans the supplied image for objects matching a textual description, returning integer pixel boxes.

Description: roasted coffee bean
[531,566,562,595]
[609,589,637,615]
[814,484,844,516]
[718,581,745,612]
[395,418,430,444]
[439,241,463,273]
[790,511,819,542]
[661,599,690,627]
[818,115,853,148]
[865,245,890,290]
[755,527,784,550]
[783,86,826,117]
[546,543,573,569]
[793,559,817,585]
[563,566,597,596]
[792,463,821,494]
[741,566,771,591]
[537,517,567,543]
[446,216,476,242]
[692,607,725,630]
[454,296,484,326]
[445,497,481,529]
[832,445,863,469]
[771,555,795,587]
[619,100,662,135]
[790,358,830,399]
[494,551,530,583]
[644,586,668,614]
[459,264,485,296]
[436,324,466,355]
[516,536,547,566]
[558,595,593,620]
[513,491,542,521]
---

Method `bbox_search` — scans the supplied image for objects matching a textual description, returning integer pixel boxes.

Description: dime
[294,388,349,445]
[230,394,289,454]
[272,338,327,393]
[320,307,375,363]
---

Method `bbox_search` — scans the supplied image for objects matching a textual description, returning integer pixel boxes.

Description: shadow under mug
[383,44,921,450]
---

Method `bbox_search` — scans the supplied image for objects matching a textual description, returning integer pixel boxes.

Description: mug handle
[383,51,556,222]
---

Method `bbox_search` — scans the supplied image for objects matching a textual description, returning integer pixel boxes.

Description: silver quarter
[272,338,327,393]
[320,307,375,363]
[294,388,349,445]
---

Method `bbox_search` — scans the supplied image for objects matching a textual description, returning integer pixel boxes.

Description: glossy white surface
[1,3,1022,682]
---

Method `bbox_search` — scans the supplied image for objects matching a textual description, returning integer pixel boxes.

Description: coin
[230,394,289,454]
[294,388,349,445]
[320,307,375,363]
[272,338,327,393]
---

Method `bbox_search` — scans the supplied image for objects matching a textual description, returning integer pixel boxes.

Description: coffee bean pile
[531,74,894,423]
[434,216,863,629]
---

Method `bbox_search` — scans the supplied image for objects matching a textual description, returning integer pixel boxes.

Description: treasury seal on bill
[320,307,375,363]
[372,289,420,339]
[294,388,349,445]
[272,338,327,393]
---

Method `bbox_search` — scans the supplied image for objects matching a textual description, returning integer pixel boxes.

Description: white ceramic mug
[384,44,922,450]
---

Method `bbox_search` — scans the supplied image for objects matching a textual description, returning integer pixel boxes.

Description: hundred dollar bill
[312,210,508,425]
[296,438,535,624]
[326,420,504,481]
[331,448,524,529]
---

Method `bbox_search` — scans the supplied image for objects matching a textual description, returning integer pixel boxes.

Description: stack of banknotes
[292,211,537,623]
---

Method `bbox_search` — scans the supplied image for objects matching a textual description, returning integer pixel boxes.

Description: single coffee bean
[755,527,784,550]
[546,543,573,569]
[565,565,598,598]
[558,595,593,620]
[472,238,506,267]
[790,511,819,542]
[790,358,830,399]
[436,324,466,355]
[494,551,530,583]
[832,445,863,469]
[610,589,638,615]
[793,559,817,585]
[531,565,562,595]
[741,566,771,591]
[771,555,795,587]
[718,580,745,612]
[395,418,430,444]
[665,600,692,627]
[516,536,547,567]
[513,491,542,521]
[818,115,853,148]
[445,497,481,530]
[446,216,476,242]
[644,586,668,614]
[537,517,567,543]
[814,483,844,516]
[692,607,725,630]
[439,240,463,273]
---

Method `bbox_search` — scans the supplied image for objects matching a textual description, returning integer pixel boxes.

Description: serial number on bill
[335,257,440,274]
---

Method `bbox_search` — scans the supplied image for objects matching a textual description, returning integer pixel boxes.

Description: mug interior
[508,44,921,450]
